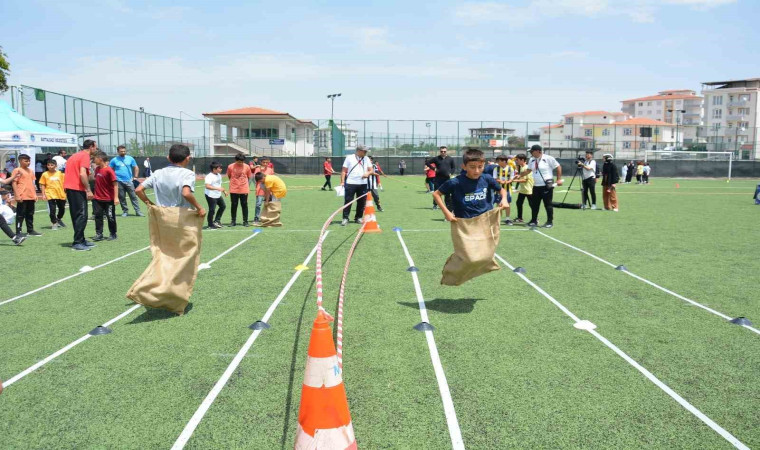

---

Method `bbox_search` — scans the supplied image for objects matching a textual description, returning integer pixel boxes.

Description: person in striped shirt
[493,155,514,225]
[367,156,384,211]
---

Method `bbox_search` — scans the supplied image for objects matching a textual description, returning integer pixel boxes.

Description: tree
[0,46,10,93]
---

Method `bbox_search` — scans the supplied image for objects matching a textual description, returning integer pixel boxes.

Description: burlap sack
[260,201,282,227]
[441,208,501,286]
[126,205,203,315]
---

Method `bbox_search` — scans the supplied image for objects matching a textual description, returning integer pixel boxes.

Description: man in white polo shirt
[340,145,373,226]
[527,145,563,228]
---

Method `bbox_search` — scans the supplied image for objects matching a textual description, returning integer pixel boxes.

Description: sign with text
[269,139,285,145]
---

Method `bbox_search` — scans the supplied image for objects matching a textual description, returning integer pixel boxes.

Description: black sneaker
[71,243,91,251]
[527,222,538,227]
[213,221,224,229]
[544,223,554,229]
[84,241,97,247]
[106,234,118,241]
[504,219,514,226]
[57,220,67,228]
[243,221,250,227]
[230,221,237,227]
[377,206,384,212]
[28,230,43,237]
[92,234,105,242]
[12,235,27,246]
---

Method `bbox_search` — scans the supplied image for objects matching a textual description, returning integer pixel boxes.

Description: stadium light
[327,93,342,123]
[668,109,687,150]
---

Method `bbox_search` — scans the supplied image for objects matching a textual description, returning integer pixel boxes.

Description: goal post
[644,150,733,180]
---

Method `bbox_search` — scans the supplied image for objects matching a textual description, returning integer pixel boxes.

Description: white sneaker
[51,223,59,230]
[591,205,597,210]
[340,219,348,226]
[613,208,619,212]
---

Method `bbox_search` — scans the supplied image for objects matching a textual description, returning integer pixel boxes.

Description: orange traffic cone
[295,310,357,450]
[362,193,381,233]
[675,183,680,189]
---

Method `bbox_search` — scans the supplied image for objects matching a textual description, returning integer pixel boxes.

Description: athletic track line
[171,232,329,449]
[1,230,262,390]
[494,253,749,450]
[532,230,760,336]
[395,229,465,450]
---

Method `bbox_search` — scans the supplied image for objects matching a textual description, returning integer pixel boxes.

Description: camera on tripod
[576,155,585,168]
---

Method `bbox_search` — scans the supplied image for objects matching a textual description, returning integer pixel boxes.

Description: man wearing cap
[527,145,562,228]
[580,150,597,209]
[601,154,619,211]
[5,156,17,177]
[428,146,456,210]
[340,145,373,226]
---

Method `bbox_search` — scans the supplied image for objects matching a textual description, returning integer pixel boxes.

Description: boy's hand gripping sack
[126,205,203,315]
[441,208,501,286]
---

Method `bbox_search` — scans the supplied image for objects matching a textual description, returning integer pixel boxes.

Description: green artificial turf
[1,174,759,449]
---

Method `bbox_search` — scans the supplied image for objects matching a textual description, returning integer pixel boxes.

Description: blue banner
[269,139,285,145]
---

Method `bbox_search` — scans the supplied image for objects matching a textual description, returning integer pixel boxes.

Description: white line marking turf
[532,230,760,336]
[0,246,150,308]
[395,230,465,450]
[1,231,262,390]
[171,232,329,450]
[494,253,750,450]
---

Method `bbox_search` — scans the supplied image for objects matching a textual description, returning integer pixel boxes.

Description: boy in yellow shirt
[254,172,287,201]
[39,159,67,230]
[512,153,534,224]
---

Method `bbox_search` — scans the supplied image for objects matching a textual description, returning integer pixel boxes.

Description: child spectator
[321,157,336,191]
[512,154,534,223]
[204,161,227,229]
[424,162,436,193]
[253,157,274,226]
[92,152,119,241]
[227,153,252,226]
[34,159,44,191]
[367,156,384,211]
[643,162,651,184]
[0,189,26,245]
[493,155,514,225]
[9,154,41,237]
[39,159,67,230]
[636,161,644,184]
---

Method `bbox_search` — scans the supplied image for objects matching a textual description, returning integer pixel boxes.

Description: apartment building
[540,111,628,149]
[621,89,703,144]
[469,127,515,147]
[701,78,760,159]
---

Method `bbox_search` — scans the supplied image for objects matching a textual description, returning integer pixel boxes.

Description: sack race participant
[255,172,287,227]
[433,147,507,286]
[130,145,206,315]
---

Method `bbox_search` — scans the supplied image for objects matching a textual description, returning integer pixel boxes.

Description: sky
[0,0,757,128]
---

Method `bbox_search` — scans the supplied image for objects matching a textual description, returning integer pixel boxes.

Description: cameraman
[579,150,597,209]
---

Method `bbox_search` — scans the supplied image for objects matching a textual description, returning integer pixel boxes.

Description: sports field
[1,175,758,449]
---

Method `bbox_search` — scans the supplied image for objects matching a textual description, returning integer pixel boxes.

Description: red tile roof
[562,110,628,117]
[540,123,564,129]
[611,117,674,126]
[203,107,289,116]
[620,94,702,103]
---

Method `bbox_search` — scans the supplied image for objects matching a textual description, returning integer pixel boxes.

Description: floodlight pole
[327,93,341,155]
[668,109,686,150]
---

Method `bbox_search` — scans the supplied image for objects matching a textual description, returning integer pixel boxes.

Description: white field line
[0,246,150,308]
[171,232,329,450]
[532,230,760,336]
[494,253,749,450]
[395,230,465,450]
[2,230,263,390]
[205,231,260,265]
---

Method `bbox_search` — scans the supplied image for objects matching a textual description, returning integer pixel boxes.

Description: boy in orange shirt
[226,153,252,226]
[39,159,67,230]
[9,154,41,237]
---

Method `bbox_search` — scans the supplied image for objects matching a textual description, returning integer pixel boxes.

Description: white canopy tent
[0,100,78,174]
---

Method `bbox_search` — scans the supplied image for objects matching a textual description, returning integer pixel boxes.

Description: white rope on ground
[171,233,328,450]
[1,231,263,390]
[494,253,750,450]
[395,230,465,450]
[532,230,760,336]
[336,226,365,369]
[0,246,150,308]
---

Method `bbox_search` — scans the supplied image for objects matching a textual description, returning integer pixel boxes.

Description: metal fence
[2,85,757,160]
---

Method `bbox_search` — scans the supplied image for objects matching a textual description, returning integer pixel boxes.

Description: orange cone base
[295,422,357,450]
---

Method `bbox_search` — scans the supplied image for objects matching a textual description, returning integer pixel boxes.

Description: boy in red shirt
[92,152,119,241]
[321,157,336,191]
[9,154,41,237]
[227,153,253,226]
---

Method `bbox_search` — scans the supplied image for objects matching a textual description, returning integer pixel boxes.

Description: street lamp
[668,109,686,150]
[425,122,431,147]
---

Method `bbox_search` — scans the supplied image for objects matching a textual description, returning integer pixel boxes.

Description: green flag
[34,89,45,101]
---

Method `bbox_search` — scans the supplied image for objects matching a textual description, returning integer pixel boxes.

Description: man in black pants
[580,150,597,209]
[428,146,456,210]
[340,146,373,226]
[527,145,563,229]
[65,140,100,251]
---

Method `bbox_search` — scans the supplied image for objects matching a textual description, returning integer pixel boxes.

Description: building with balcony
[701,78,760,158]
[468,127,515,147]
[203,107,316,156]
[620,89,703,144]
[540,111,628,149]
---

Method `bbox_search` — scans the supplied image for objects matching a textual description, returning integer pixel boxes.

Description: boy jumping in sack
[432,148,508,286]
